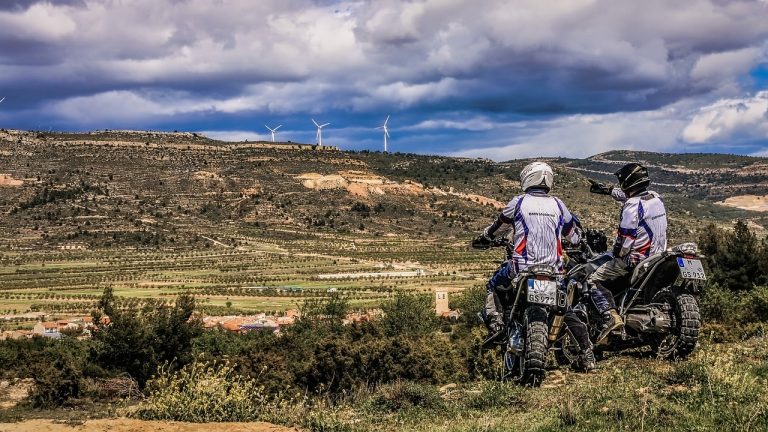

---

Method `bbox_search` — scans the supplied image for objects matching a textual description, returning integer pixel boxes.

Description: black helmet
[615,163,650,195]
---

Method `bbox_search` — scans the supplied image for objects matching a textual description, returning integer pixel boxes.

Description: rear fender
[525,305,549,324]
[624,257,682,311]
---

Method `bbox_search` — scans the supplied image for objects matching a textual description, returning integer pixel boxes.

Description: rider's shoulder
[503,194,525,209]
[630,190,663,201]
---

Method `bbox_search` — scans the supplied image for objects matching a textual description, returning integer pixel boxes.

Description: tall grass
[135,360,297,423]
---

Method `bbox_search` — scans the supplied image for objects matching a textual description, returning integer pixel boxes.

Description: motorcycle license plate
[527,279,558,306]
[677,258,706,280]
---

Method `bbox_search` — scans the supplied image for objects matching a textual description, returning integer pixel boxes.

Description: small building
[33,321,61,338]
[435,291,449,315]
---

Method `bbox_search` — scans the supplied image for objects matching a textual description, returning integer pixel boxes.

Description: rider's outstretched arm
[482,197,520,239]
[483,212,513,239]
[589,179,627,203]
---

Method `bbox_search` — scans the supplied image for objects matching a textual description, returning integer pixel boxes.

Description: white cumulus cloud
[450,108,688,160]
[682,91,768,143]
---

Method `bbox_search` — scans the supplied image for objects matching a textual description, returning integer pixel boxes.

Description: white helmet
[520,161,554,192]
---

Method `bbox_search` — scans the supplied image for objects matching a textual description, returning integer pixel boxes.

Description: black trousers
[563,309,592,351]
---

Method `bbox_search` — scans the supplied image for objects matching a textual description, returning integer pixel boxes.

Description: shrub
[378,291,438,337]
[303,408,356,432]
[29,341,87,407]
[699,283,737,323]
[136,360,283,422]
[93,288,201,387]
[701,284,768,338]
[450,284,486,328]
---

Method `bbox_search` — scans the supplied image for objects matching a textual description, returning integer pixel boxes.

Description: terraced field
[1,130,764,328]
[0,227,503,328]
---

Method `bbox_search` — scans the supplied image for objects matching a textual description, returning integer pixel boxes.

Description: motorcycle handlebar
[471,236,509,250]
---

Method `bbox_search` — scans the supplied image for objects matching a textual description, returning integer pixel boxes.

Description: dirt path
[718,194,768,212]
[0,419,298,432]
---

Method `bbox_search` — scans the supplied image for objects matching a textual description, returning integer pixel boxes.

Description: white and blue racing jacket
[610,189,667,266]
[484,188,579,272]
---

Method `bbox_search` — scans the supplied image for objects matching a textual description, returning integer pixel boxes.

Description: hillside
[1,130,765,320]
[2,131,756,250]
[563,149,768,201]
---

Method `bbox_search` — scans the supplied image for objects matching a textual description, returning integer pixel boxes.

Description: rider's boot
[482,290,506,346]
[595,309,623,345]
[483,319,505,347]
[578,348,596,372]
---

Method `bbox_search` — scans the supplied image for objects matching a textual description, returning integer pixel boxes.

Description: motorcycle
[472,237,576,386]
[557,229,705,363]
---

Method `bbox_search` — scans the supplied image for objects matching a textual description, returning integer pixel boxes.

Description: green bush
[136,360,284,422]
[379,291,438,337]
[699,283,738,323]
[743,286,768,322]
[93,288,201,386]
[450,284,486,329]
[28,340,87,407]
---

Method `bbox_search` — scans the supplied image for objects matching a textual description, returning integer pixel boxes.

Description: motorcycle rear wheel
[520,307,548,386]
[651,291,700,360]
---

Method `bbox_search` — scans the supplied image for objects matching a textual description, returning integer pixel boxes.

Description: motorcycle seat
[630,252,667,285]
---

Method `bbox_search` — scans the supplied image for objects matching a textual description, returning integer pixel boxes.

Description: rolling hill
[0,129,765,319]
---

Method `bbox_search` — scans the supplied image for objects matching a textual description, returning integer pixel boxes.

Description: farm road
[0,419,297,432]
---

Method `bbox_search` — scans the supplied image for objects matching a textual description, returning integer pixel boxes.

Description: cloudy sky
[1,0,767,159]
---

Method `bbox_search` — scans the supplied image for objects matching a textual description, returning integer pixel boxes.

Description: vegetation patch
[135,361,289,423]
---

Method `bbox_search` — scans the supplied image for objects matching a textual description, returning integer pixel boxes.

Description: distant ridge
[587,149,767,167]
[0,129,340,151]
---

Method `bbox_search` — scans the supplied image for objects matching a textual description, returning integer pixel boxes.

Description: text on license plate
[527,279,558,306]
[677,258,707,280]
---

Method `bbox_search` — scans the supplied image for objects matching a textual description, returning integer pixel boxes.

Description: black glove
[471,234,493,250]
[588,179,613,195]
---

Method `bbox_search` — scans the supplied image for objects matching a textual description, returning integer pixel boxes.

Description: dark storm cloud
[0,0,766,157]
[0,0,85,11]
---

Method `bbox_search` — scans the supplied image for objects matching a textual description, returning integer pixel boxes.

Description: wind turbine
[377,115,390,152]
[312,119,330,146]
[265,124,282,142]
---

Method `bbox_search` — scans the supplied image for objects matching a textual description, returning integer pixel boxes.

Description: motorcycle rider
[588,163,668,344]
[473,161,595,370]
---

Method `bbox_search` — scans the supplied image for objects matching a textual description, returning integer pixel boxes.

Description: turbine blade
[275,125,282,130]
[265,125,272,131]
[385,130,390,137]
[321,123,330,127]
[384,115,390,126]
[0,97,5,104]
[312,119,320,127]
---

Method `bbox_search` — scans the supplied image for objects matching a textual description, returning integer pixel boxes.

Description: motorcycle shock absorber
[548,280,577,342]
[548,314,564,342]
